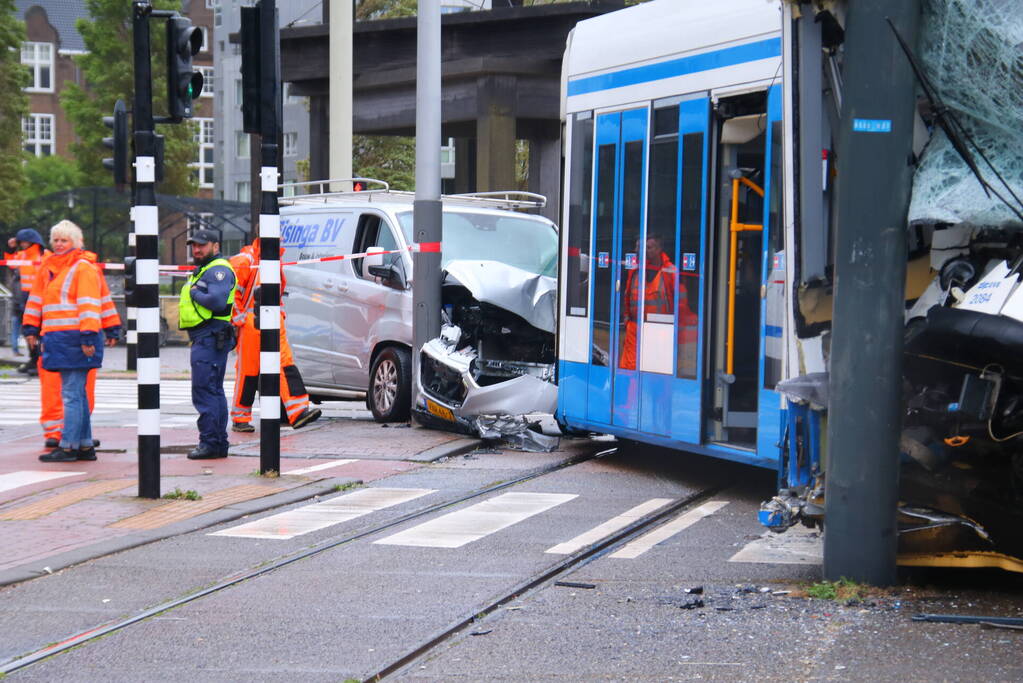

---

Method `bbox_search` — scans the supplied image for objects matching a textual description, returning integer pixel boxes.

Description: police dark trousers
[181,255,236,454]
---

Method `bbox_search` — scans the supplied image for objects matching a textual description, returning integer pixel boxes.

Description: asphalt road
[2,440,1022,681]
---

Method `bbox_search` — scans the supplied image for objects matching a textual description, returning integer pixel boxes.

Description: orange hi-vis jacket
[229,243,310,426]
[8,243,50,295]
[22,249,121,370]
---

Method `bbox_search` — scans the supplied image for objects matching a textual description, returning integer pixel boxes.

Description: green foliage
[0,0,29,224]
[62,0,197,195]
[162,487,202,500]
[356,0,418,20]
[353,135,415,191]
[806,578,865,602]
[23,156,84,202]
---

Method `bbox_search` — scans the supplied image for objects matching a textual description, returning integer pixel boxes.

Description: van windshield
[397,211,557,278]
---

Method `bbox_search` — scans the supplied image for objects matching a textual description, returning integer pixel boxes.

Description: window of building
[236,131,250,158]
[199,26,210,53]
[236,181,250,203]
[283,132,298,157]
[21,42,53,92]
[192,118,215,188]
[235,78,243,104]
[197,66,214,97]
[22,114,54,156]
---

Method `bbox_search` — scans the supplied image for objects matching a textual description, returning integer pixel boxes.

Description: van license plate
[426,399,455,422]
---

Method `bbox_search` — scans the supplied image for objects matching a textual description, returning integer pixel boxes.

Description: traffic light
[123,256,136,305]
[102,99,128,187]
[165,16,204,121]
[239,5,262,134]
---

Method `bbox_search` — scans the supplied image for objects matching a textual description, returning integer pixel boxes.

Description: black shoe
[26,367,38,377]
[291,408,322,429]
[77,447,97,461]
[39,447,78,463]
[17,364,30,374]
[232,421,255,433]
[187,443,228,460]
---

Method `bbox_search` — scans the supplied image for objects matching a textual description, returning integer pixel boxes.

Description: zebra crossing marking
[609,500,730,559]
[285,459,357,476]
[209,487,434,540]
[728,524,822,564]
[545,498,674,555]
[0,470,84,494]
[373,492,577,549]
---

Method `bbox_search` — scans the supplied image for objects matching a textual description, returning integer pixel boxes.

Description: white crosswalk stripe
[0,470,84,493]
[0,378,236,429]
[374,492,578,549]
[545,498,674,555]
[209,487,434,540]
[609,501,729,559]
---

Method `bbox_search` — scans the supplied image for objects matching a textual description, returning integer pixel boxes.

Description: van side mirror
[365,246,385,269]
[369,262,407,290]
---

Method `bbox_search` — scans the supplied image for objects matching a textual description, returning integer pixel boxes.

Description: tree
[23,155,83,202]
[61,0,197,196]
[0,0,29,225]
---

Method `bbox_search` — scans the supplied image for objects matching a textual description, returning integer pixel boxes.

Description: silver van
[279,180,559,427]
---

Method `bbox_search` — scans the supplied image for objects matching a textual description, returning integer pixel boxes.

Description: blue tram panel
[557,0,787,472]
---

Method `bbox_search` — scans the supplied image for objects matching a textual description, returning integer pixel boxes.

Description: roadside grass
[805,577,868,602]
[249,469,280,478]
[332,481,362,493]
[162,487,202,501]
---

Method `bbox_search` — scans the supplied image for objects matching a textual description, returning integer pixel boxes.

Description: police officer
[179,229,237,459]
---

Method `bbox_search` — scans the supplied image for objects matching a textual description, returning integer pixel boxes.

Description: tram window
[592,143,616,367]
[677,132,704,380]
[618,140,645,371]
[645,112,679,327]
[566,113,593,318]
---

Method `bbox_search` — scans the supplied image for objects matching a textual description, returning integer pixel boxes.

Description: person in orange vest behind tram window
[6,228,51,375]
[22,220,120,462]
[620,234,676,371]
[228,238,320,433]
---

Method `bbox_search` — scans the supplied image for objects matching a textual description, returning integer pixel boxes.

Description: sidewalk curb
[0,477,344,588]
[0,438,480,588]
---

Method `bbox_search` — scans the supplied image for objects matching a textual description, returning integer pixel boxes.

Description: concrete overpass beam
[475,75,517,192]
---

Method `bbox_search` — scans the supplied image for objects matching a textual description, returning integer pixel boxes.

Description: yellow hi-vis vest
[179,257,236,329]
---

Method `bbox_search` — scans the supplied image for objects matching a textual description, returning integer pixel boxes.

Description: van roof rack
[280,178,546,211]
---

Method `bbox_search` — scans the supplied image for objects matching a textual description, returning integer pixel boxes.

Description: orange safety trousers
[39,361,97,439]
[230,312,310,426]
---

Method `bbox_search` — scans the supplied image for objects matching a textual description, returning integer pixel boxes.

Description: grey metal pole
[824,0,920,585]
[132,0,161,498]
[412,0,442,416]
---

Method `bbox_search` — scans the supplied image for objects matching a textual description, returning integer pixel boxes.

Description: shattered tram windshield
[397,211,558,278]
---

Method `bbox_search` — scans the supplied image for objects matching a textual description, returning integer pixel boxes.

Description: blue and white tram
[557,0,794,469]
[556,0,1023,572]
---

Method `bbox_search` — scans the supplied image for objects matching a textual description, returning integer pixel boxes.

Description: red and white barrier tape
[2,242,442,272]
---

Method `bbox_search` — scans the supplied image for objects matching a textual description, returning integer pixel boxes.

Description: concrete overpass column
[309,95,330,182]
[453,137,475,193]
[475,75,517,191]
[528,137,561,224]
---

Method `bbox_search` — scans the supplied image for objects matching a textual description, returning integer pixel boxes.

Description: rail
[280,178,546,211]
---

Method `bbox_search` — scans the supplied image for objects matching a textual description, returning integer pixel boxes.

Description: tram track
[365,481,726,682]
[0,445,615,676]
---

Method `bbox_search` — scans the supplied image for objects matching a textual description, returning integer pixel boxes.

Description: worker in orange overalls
[229,240,320,432]
[620,235,679,370]
[22,220,120,459]
[6,228,50,375]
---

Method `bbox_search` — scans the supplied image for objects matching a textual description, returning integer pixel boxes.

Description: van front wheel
[369,346,411,423]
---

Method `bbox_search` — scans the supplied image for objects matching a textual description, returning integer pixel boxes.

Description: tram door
[705,90,776,450]
[587,108,648,429]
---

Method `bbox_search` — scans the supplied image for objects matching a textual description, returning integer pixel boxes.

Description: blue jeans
[191,333,229,451]
[9,312,21,352]
[60,368,92,450]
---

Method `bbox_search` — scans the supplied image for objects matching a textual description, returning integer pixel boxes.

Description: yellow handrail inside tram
[726,176,764,377]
